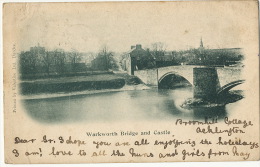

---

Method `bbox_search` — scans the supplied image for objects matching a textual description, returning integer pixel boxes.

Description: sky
[11,1,258,53]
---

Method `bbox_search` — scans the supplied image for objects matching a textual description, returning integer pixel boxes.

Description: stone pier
[193,67,220,101]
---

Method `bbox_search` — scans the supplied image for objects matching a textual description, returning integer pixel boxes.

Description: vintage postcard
[3,1,259,164]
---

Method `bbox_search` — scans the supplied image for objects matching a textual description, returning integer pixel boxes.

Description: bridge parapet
[134,66,244,89]
[135,65,198,86]
[216,67,243,87]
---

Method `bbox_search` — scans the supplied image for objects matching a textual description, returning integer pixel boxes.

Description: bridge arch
[158,72,192,89]
[217,80,245,95]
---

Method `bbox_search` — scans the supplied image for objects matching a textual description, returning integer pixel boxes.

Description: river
[22,87,244,124]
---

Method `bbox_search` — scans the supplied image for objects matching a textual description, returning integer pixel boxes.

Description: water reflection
[193,106,227,119]
[23,87,238,124]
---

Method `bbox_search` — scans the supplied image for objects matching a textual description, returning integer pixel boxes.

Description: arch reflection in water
[192,106,227,119]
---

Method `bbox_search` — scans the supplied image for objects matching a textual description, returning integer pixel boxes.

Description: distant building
[173,39,244,66]
[120,40,244,75]
[205,48,244,66]
[121,44,155,75]
[154,52,180,67]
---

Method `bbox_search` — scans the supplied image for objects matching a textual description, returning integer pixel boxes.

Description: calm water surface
[23,88,242,124]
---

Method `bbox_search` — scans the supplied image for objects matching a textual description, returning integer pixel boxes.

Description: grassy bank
[20,71,113,80]
[20,74,125,95]
[20,72,143,95]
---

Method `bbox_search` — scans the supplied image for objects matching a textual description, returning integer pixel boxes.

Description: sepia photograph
[16,3,245,123]
[20,38,245,123]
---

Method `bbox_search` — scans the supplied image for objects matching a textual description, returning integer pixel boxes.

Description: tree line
[19,48,83,76]
[19,46,120,78]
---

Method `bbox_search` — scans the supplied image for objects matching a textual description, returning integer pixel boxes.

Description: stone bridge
[134,65,244,99]
[135,65,244,87]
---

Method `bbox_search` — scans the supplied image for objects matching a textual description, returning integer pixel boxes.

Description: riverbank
[21,84,150,100]
[20,72,147,98]
[20,74,125,95]
[20,71,114,80]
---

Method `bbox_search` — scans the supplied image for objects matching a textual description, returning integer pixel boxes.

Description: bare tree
[151,42,167,58]
[93,46,118,71]
[53,50,66,74]
[68,49,82,72]
[19,51,38,74]
[41,51,53,76]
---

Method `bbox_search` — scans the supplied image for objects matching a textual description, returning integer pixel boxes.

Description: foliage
[91,46,119,71]
[19,47,85,77]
